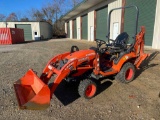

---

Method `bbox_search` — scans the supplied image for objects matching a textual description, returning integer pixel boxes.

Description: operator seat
[109,32,129,53]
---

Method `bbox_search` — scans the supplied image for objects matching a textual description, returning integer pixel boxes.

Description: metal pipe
[107,5,139,43]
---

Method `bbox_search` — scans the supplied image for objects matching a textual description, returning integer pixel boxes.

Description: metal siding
[88,11,95,41]
[73,19,77,39]
[124,0,157,46]
[16,24,32,41]
[69,21,73,38]
[67,22,70,38]
[65,23,67,34]
[152,0,160,49]
[96,6,108,41]
[77,17,81,39]
[82,15,88,40]
[108,0,122,39]
[40,22,52,39]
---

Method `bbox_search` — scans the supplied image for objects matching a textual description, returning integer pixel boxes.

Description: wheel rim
[125,68,133,81]
[85,84,96,97]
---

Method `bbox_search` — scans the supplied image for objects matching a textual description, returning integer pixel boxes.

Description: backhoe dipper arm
[134,26,150,68]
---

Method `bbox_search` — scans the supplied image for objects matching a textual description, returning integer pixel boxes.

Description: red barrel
[0,28,24,45]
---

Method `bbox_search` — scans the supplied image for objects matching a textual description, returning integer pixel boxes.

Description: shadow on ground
[96,80,113,95]
[53,78,113,106]
[135,51,159,78]
[54,81,80,106]
[23,39,50,44]
[22,38,67,44]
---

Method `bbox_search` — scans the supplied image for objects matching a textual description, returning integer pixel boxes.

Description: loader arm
[40,52,71,84]
[42,56,94,98]
[13,52,79,109]
[44,58,79,98]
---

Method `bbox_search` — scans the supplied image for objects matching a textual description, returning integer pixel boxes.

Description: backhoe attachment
[134,26,150,68]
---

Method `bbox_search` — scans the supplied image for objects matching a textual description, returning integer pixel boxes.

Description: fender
[112,52,137,72]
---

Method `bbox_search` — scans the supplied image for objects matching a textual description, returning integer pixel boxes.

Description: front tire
[78,79,97,99]
[116,62,135,83]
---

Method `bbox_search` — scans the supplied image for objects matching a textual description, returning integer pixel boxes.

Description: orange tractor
[14,5,149,110]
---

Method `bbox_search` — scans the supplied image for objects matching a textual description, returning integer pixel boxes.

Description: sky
[0,0,72,17]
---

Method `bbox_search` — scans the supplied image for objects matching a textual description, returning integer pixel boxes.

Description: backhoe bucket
[13,69,50,110]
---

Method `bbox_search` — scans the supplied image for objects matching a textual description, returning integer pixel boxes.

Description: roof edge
[60,0,88,20]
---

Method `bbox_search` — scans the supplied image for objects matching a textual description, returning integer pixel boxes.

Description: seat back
[114,32,129,49]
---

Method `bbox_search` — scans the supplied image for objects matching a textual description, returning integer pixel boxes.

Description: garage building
[61,0,160,49]
[0,21,53,41]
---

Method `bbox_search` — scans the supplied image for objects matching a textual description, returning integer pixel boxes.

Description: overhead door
[96,6,108,41]
[15,24,32,41]
[124,0,157,46]
[73,19,77,39]
[67,22,70,38]
[82,15,88,40]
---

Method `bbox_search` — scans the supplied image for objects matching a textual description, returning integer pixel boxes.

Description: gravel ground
[0,39,160,120]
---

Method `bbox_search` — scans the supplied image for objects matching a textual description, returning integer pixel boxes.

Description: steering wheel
[95,39,109,53]
[95,39,106,48]
[70,46,79,53]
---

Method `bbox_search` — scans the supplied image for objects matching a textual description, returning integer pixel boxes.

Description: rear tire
[116,62,135,83]
[78,79,97,99]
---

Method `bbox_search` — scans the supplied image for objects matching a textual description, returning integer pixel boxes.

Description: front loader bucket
[13,69,50,110]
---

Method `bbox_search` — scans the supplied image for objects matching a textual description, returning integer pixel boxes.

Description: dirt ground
[0,39,160,120]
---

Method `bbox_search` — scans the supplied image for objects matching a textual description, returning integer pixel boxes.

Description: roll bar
[107,5,139,44]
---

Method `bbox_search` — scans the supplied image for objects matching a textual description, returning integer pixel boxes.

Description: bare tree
[26,0,82,36]
[53,19,65,36]
[52,0,82,36]
[52,0,65,19]
[71,0,82,7]
[42,4,55,23]
[50,0,65,35]
[0,14,6,21]
[20,17,29,22]
[28,0,63,22]
[29,8,45,21]
[6,13,18,22]
[16,11,25,21]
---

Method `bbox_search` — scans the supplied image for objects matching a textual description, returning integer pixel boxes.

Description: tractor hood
[65,49,96,61]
